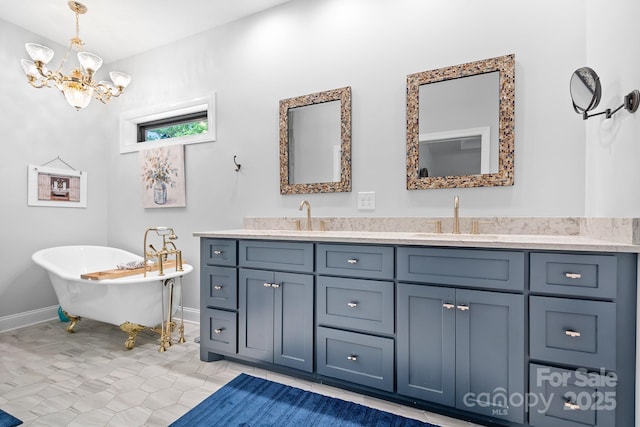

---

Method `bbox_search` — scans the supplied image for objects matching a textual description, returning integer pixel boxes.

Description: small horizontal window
[119,93,215,154]
[137,111,208,143]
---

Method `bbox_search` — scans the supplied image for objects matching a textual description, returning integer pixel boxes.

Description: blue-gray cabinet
[397,285,525,424]
[200,239,239,361]
[315,245,396,392]
[238,268,313,372]
[199,237,636,427]
[527,251,636,427]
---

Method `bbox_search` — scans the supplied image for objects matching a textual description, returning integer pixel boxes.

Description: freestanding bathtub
[32,245,193,349]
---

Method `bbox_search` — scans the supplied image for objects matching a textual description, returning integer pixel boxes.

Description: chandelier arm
[27,78,47,89]
[33,62,64,88]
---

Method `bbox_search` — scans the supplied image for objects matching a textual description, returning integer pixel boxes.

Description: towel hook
[233,155,242,171]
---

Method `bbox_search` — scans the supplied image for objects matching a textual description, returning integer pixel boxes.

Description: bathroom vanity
[194,229,638,427]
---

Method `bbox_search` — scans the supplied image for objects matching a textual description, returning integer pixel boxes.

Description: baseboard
[180,306,200,324]
[0,305,58,333]
[0,306,201,333]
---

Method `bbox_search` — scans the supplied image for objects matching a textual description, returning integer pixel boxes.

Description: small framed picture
[27,164,87,208]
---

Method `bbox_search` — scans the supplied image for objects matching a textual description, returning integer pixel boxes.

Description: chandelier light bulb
[20,59,39,78]
[20,2,131,110]
[109,71,132,88]
[77,52,103,72]
[62,69,93,110]
[25,43,54,64]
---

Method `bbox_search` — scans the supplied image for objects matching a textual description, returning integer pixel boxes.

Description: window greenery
[137,111,208,143]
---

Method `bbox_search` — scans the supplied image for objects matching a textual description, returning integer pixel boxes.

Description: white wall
[585,0,640,216]
[0,21,113,317]
[102,0,589,310]
[7,0,635,319]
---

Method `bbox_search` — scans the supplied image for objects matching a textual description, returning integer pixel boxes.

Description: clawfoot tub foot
[62,311,81,333]
[120,322,146,349]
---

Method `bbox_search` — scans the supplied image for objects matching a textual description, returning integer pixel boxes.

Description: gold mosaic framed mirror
[406,54,515,189]
[279,86,352,195]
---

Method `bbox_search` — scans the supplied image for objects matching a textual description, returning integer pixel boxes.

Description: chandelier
[20,1,131,110]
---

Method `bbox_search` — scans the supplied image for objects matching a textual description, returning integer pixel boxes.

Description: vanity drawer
[530,296,616,370]
[201,266,237,310]
[317,276,394,335]
[530,253,617,299]
[397,247,525,291]
[529,364,615,427]
[317,244,394,280]
[317,326,394,392]
[202,308,237,354]
[239,240,313,273]
[202,239,237,266]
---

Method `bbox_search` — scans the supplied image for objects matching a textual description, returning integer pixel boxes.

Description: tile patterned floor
[0,319,481,426]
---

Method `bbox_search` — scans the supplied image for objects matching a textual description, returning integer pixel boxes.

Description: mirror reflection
[419,71,499,177]
[279,87,351,195]
[406,54,515,189]
[288,101,341,184]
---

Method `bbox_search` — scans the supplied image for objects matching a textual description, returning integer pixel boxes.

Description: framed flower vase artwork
[139,145,186,208]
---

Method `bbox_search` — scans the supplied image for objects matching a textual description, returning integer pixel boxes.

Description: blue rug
[0,409,22,427]
[171,373,438,426]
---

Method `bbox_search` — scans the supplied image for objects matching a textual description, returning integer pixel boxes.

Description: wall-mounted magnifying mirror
[406,54,515,189]
[570,67,639,120]
[570,67,601,117]
[279,87,351,194]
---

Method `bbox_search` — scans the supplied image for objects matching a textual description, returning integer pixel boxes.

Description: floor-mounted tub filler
[32,238,193,351]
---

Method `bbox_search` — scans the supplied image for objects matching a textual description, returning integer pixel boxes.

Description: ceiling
[1,0,293,64]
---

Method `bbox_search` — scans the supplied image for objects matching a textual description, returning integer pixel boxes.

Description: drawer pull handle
[347,355,358,361]
[565,330,581,338]
[213,285,223,290]
[214,328,224,334]
[564,401,580,410]
[263,282,272,288]
[271,283,280,289]
[213,250,223,255]
[457,304,470,311]
[565,272,582,279]
[347,258,358,264]
[347,302,358,308]
[443,303,455,309]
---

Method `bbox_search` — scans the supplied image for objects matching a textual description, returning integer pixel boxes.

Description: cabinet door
[455,289,524,424]
[238,269,274,362]
[397,283,456,406]
[273,272,314,372]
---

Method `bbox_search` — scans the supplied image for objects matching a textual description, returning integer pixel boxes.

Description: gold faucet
[142,226,186,352]
[299,199,312,231]
[143,226,183,277]
[453,196,460,234]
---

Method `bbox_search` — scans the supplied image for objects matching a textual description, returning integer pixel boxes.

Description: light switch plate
[357,191,375,210]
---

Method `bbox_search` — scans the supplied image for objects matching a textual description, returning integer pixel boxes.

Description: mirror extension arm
[581,90,640,120]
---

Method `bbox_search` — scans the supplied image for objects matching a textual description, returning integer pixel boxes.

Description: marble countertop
[193,229,640,252]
